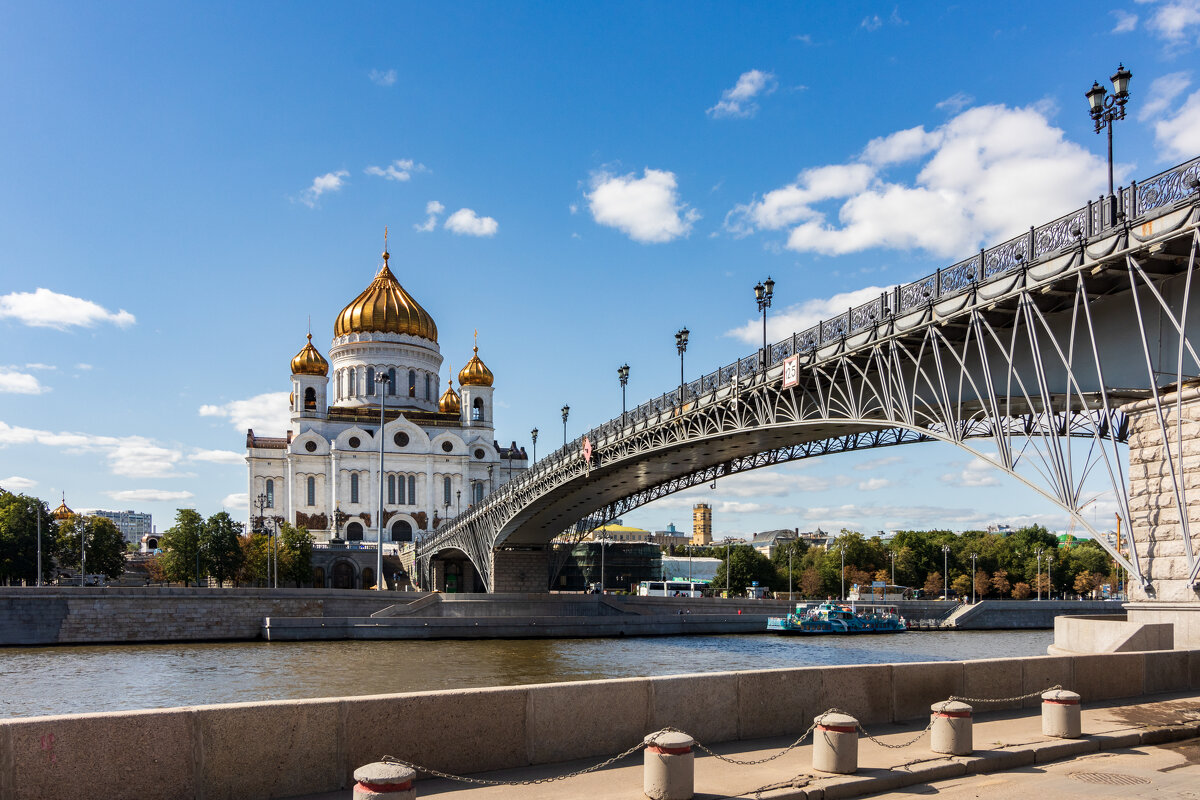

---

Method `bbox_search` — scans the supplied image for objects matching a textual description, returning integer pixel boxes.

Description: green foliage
[160,508,205,586]
[279,524,314,587]
[0,490,57,584]
[55,515,126,580]
[202,511,245,585]
[236,533,270,586]
[711,545,777,593]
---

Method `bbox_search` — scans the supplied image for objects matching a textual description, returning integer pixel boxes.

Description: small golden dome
[334,251,438,341]
[290,334,329,376]
[458,346,494,387]
[438,377,462,415]
[52,495,74,520]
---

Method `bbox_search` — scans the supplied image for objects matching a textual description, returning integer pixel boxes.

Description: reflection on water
[0,630,1052,718]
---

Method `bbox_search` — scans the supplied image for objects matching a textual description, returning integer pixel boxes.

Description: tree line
[0,489,126,584]
[681,525,1120,600]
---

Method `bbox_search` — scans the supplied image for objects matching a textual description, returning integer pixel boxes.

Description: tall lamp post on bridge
[375,371,392,591]
[530,428,538,463]
[561,405,569,446]
[1086,64,1132,225]
[618,363,630,426]
[754,277,775,371]
[674,328,689,403]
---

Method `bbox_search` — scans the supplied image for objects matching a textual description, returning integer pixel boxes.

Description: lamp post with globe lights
[1086,64,1132,224]
[674,328,689,403]
[754,277,775,370]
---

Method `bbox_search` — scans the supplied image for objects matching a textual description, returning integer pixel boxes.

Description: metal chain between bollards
[680,721,819,766]
[381,736,650,787]
[818,706,935,750]
[948,684,1061,705]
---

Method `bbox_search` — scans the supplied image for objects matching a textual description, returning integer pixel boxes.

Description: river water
[0,630,1052,719]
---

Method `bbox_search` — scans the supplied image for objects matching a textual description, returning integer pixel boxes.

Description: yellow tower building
[691,502,712,546]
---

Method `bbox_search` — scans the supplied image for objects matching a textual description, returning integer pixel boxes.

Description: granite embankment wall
[950,600,1115,630]
[1,649,1196,800]
[0,588,414,646]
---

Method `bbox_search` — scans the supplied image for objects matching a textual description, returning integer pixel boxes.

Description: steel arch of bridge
[417,157,1200,594]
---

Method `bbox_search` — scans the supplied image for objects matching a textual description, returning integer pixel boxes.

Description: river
[0,629,1052,719]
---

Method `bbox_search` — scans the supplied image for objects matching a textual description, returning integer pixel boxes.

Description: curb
[753,721,1200,800]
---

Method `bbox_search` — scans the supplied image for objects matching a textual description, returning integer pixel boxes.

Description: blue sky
[2,1,1199,539]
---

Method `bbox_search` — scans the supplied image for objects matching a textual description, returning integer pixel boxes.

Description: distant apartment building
[692,503,712,545]
[81,509,153,544]
[750,529,798,558]
[651,523,690,550]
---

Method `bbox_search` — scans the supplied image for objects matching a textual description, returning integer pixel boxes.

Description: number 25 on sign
[782,355,800,389]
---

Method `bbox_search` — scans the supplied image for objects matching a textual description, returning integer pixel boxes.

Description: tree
[160,509,205,586]
[991,569,1011,597]
[951,574,971,598]
[55,515,125,580]
[800,567,822,597]
[202,512,244,586]
[0,490,56,585]
[973,569,990,600]
[236,533,270,586]
[924,570,944,597]
[1012,582,1032,600]
[1073,570,1097,598]
[278,523,314,587]
[712,545,777,593]
[1034,571,1051,597]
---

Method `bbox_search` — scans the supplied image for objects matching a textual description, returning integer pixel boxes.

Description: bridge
[416,156,1200,598]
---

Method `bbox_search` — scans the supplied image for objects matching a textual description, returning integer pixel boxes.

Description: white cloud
[935,92,974,114]
[941,457,1002,487]
[857,477,893,491]
[1112,9,1139,32]
[297,170,349,208]
[861,14,882,31]
[444,208,499,237]
[587,168,700,243]
[369,68,398,86]
[23,363,55,370]
[0,421,185,478]
[75,363,93,370]
[414,200,445,233]
[1,475,37,490]
[707,69,778,119]
[726,286,887,345]
[1152,88,1200,160]
[0,370,48,394]
[199,392,290,435]
[1140,72,1192,121]
[0,288,135,331]
[222,492,249,510]
[106,489,195,503]
[854,455,903,471]
[189,449,245,465]
[1144,0,1200,41]
[364,159,427,182]
[726,104,1106,258]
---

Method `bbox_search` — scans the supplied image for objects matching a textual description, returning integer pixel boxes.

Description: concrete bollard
[353,762,416,800]
[930,701,973,755]
[643,731,694,800]
[1041,689,1082,738]
[812,712,859,774]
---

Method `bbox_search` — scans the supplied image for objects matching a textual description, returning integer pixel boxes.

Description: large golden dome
[438,377,462,415]
[458,346,494,386]
[334,251,438,341]
[52,495,74,520]
[290,334,329,376]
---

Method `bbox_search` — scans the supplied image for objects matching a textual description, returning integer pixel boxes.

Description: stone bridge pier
[1124,383,1200,647]
[490,547,551,593]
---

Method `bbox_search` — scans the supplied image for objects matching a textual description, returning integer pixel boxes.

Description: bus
[637,580,710,597]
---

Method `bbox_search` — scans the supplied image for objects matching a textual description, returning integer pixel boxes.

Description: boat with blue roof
[767,600,907,635]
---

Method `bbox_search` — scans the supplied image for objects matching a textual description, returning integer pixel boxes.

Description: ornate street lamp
[1036,547,1044,601]
[617,363,630,425]
[674,327,689,402]
[530,427,538,463]
[942,544,951,600]
[374,370,391,591]
[561,405,570,445]
[754,277,775,370]
[970,552,978,604]
[1086,64,1132,224]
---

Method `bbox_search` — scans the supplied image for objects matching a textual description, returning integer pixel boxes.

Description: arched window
[387,475,396,505]
[346,522,364,541]
[304,387,316,411]
[266,479,275,508]
[407,476,416,504]
[391,519,413,542]
[366,367,375,396]
[306,476,315,506]
[349,370,356,396]
[408,370,416,397]
[472,396,484,421]
[388,368,396,395]
[443,476,452,506]
[425,373,431,400]
[336,372,342,400]
[362,567,375,589]
[350,473,359,504]
[473,482,483,504]
[397,473,406,504]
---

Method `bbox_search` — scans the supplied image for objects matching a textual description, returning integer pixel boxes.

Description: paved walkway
[295,692,1200,800]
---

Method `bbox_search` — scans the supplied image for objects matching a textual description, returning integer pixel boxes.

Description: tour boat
[766,601,907,635]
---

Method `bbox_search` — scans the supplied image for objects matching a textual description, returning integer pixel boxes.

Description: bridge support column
[490,547,551,593]
[1122,385,1200,648]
